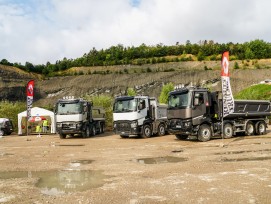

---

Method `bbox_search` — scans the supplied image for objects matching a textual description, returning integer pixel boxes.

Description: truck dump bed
[92,107,106,121]
[224,100,271,119]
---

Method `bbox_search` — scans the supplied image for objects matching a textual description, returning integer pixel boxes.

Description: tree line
[1,39,271,76]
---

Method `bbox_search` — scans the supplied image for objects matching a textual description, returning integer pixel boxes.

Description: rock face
[0,65,42,102]
[1,63,271,106]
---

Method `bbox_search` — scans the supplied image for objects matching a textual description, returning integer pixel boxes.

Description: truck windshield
[168,91,191,109]
[113,98,138,113]
[56,102,83,115]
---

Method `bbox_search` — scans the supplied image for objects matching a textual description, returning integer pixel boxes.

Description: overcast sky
[1,0,270,65]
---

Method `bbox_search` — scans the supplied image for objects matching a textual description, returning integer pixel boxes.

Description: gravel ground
[0,130,271,204]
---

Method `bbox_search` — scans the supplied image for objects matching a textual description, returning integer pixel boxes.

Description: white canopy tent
[18,107,56,135]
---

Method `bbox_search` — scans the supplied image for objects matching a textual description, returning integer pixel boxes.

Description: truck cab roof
[170,87,209,95]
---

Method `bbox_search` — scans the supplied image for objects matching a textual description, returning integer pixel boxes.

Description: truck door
[138,99,148,126]
[192,92,207,125]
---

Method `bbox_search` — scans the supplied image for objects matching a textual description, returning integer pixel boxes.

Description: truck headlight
[131,121,138,128]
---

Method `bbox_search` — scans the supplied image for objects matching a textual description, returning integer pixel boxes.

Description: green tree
[0,101,26,132]
[84,95,114,129]
[159,82,174,104]
[127,88,136,96]
[234,61,239,69]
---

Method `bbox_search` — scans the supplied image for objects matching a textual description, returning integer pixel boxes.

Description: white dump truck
[113,96,168,138]
[55,97,106,139]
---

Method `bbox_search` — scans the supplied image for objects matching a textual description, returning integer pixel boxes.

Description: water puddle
[0,152,14,156]
[220,156,271,162]
[215,149,271,155]
[57,144,85,147]
[71,160,93,165]
[0,170,110,195]
[134,156,187,164]
[69,160,93,167]
[171,149,183,153]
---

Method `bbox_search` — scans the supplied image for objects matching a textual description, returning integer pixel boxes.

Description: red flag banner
[221,52,234,117]
[26,80,34,121]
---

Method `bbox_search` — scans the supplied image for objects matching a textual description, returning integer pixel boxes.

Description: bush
[84,95,114,129]
[127,88,136,96]
[0,101,26,132]
[159,82,174,104]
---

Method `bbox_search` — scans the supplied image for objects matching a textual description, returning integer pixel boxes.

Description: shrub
[127,88,136,96]
[159,82,174,104]
[84,95,114,129]
[0,101,26,132]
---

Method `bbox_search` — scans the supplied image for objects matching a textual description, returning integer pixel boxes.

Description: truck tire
[91,125,96,136]
[158,123,166,136]
[175,134,189,140]
[85,126,91,138]
[245,121,255,136]
[100,123,104,134]
[198,124,212,142]
[142,124,152,138]
[59,133,66,139]
[223,123,233,139]
[255,121,266,135]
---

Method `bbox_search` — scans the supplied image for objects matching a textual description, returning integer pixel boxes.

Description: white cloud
[0,0,271,64]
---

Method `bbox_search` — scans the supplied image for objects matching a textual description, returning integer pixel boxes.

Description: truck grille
[62,123,76,130]
[116,122,130,132]
[169,119,182,128]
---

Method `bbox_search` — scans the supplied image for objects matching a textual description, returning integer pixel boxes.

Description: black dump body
[224,100,271,119]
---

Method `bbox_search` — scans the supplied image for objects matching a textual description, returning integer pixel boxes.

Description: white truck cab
[113,96,168,138]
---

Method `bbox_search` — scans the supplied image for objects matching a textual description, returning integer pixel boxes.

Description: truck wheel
[100,124,104,133]
[223,123,233,139]
[91,126,96,136]
[59,133,66,139]
[175,134,189,140]
[0,130,4,136]
[86,126,91,138]
[198,124,212,142]
[255,121,266,135]
[158,124,166,136]
[245,121,255,136]
[142,124,152,138]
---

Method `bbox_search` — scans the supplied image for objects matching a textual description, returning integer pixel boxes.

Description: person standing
[42,119,49,133]
[36,124,42,137]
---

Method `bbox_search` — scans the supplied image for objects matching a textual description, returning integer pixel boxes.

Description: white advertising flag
[221,51,234,117]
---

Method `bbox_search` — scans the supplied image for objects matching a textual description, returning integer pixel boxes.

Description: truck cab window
[139,100,146,110]
[194,93,204,106]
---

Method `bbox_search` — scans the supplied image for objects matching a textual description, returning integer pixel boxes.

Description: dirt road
[0,131,271,204]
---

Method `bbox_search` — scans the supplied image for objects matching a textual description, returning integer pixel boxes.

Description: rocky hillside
[0,65,42,101]
[1,60,271,107]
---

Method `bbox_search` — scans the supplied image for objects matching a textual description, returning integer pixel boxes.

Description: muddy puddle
[134,156,188,164]
[215,149,271,155]
[220,156,271,162]
[0,170,110,195]
[57,144,85,147]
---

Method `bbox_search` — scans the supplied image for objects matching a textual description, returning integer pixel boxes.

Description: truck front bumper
[56,122,83,135]
[114,121,141,136]
[168,119,192,135]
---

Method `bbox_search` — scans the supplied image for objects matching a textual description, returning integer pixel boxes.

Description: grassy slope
[234,84,271,100]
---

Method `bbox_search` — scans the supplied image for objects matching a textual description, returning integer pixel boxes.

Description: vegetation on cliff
[1,39,271,76]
